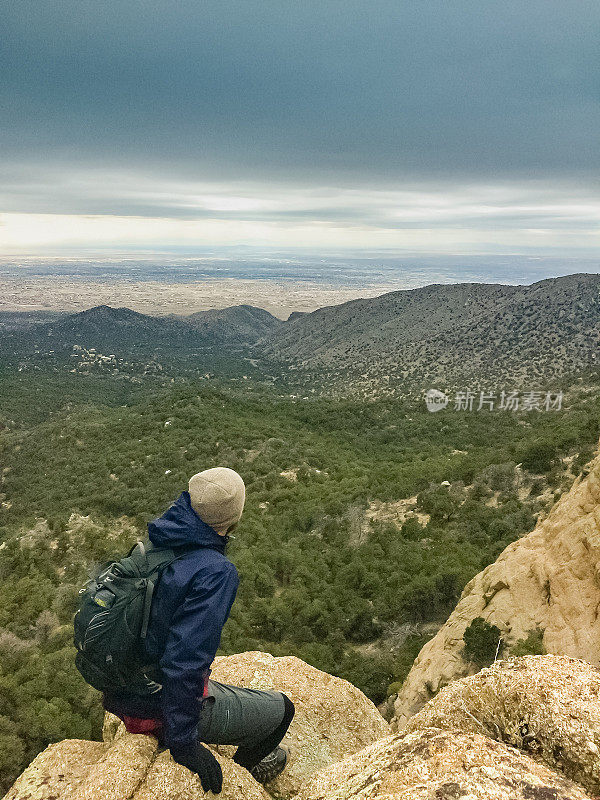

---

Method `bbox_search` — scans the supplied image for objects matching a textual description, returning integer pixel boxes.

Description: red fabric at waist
[122,715,163,735]
[110,672,210,736]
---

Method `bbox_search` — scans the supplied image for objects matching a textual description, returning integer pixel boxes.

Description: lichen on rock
[404,654,600,796]
[2,740,107,800]
[210,650,390,797]
[132,749,270,800]
[295,727,593,800]
[2,734,159,800]
[6,652,600,800]
[62,733,158,800]
[2,733,266,800]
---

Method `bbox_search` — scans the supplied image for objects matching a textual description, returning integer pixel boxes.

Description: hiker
[101,467,295,794]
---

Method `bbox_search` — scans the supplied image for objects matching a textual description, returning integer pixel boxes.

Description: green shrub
[462,617,503,669]
[510,628,546,657]
[519,441,557,473]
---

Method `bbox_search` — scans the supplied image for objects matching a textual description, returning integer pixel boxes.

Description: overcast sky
[1,0,599,256]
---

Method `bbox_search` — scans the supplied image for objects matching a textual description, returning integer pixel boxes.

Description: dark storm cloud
[2,0,599,183]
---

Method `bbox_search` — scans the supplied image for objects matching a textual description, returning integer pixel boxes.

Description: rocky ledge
[5,652,600,799]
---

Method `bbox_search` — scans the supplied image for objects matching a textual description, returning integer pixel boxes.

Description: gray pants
[197,679,287,747]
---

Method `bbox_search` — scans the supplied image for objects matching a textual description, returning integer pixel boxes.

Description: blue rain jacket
[143,490,239,748]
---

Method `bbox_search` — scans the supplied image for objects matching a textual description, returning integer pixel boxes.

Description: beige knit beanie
[188,467,245,533]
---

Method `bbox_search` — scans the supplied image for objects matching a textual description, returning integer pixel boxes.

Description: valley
[1,274,600,791]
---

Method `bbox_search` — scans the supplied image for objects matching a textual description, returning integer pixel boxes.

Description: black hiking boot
[250,746,288,784]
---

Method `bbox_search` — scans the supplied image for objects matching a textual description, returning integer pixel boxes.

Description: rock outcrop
[393,450,600,727]
[405,654,600,795]
[298,654,600,799]
[3,651,389,800]
[2,740,107,800]
[210,651,390,797]
[3,734,270,800]
[7,653,600,799]
[295,728,593,800]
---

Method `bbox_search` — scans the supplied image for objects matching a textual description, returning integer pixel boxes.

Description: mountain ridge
[259,273,600,393]
[0,303,281,366]
[2,273,599,391]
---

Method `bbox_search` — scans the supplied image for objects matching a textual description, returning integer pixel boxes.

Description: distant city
[1,253,598,318]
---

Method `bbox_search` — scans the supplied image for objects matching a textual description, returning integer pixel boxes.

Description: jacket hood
[148,491,228,553]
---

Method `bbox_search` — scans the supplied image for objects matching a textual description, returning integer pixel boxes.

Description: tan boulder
[2,731,268,800]
[404,654,600,795]
[393,450,600,727]
[3,740,107,800]
[210,650,390,797]
[61,733,158,800]
[295,727,593,800]
[4,651,388,800]
[133,749,270,800]
[102,711,126,744]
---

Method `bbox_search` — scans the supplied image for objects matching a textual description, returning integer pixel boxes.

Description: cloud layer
[1,1,598,253]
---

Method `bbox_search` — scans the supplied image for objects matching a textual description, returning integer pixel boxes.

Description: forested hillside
[260,274,600,396]
[0,370,599,791]
[4,275,600,399]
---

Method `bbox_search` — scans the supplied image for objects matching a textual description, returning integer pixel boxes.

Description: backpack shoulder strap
[127,538,177,571]
[130,537,193,639]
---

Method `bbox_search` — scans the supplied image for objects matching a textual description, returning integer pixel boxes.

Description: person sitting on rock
[102,467,295,795]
